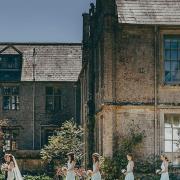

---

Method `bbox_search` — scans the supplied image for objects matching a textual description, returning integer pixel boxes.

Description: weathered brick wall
[115,106,155,156]
[115,25,155,103]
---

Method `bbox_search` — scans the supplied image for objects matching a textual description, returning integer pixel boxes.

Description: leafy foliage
[40,120,84,166]
[101,124,145,180]
[135,154,161,174]
[23,175,53,180]
[0,119,9,146]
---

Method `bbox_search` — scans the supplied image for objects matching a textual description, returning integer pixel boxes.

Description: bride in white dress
[66,152,76,180]
[7,154,23,180]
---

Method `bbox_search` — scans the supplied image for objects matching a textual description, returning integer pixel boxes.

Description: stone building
[0,43,82,152]
[79,0,180,166]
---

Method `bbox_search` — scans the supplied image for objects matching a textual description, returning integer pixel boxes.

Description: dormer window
[0,54,22,81]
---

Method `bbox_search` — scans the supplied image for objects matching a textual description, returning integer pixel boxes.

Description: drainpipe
[154,25,158,161]
[32,48,36,150]
[74,84,77,122]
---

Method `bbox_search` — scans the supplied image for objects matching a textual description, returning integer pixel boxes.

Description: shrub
[0,173,5,179]
[101,124,145,180]
[135,154,161,174]
[40,120,84,166]
[23,175,53,180]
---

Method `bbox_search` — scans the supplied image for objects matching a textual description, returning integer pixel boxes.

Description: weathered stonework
[80,0,180,167]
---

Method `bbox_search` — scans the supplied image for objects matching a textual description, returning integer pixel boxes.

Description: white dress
[125,161,134,180]
[160,161,169,180]
[7,162,15,180]
[92,162,101,180]
[66,161,75,180]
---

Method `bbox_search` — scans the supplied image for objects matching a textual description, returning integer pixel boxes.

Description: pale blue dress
[125,161,134,180]
[92,162,101,180]
[160,161,169,180]
[66,161,76,180]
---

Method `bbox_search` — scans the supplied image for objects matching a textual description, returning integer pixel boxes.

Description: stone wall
[94,24,180,158]
[0,82,77,150]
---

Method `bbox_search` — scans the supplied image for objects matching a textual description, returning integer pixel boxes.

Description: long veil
[12,156,23,180]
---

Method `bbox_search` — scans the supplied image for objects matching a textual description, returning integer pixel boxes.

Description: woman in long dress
[66,152,76,180]
[125,154,134,180]
[6,155,15,180]
[160,154,169,180]
[91,153,101,180]
[6,154,23,180]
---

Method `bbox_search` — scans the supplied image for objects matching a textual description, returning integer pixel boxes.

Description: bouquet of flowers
[1,163,8,174]
[86,170,93,179]
[156,169,161,174]
[121,169,126,174]
[75,167,87,179]
[61,166,68,176]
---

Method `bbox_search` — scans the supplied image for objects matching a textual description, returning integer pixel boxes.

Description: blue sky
[0,0,96,43]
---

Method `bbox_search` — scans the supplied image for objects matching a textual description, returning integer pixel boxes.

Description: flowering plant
[156,169,161,174]
[86,170,93,177]
[1,163,8,174]
[121,169,126,174]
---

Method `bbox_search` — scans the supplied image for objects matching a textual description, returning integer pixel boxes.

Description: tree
[40,120,84,166]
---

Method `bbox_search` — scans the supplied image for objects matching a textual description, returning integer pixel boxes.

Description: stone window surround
[160,109,180,166]
[45,86,62,113]
[1,86,20,111]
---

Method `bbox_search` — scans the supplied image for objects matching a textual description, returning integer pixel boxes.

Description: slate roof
[115,0,180,25]
[0,43,82,82]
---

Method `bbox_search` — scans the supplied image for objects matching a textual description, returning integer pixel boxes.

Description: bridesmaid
[125,154,134,180]
[66,152,76,180]
[160,154,169,180]
[92,153,101,180]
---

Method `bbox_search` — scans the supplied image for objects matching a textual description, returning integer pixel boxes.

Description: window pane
[16,96,20,110]
[165,61,171,71]
[54,88,61,95]
[178,50,180,60]
[173,116,180,128]
[0,55,21,70]
[3,87,11,95]
[3,96,11,110]
[165,71,171,82]
[165,50,171,60]
[171,62,178,71]
[177,62,180,70]
[46,87,53,95]
[46,96,54,111]
[171,71,180,81]
[171,50,178,60]
[165,128,172,139]
[164,39,171,49]
[12,87,19,95]
[173,129,180,141]
[54,96,61,112]
[165,141,172,152]
[165,115,172,127]
[171,40,178,49]
[12,96,16,110]
[173,141,179,152]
